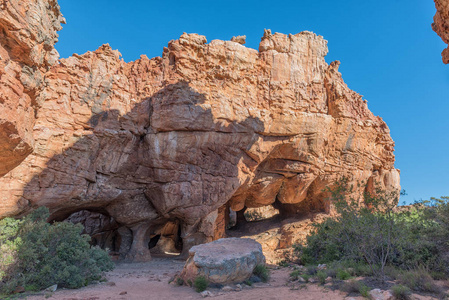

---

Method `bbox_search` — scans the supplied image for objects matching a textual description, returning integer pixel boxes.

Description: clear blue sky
[56,0,448,204]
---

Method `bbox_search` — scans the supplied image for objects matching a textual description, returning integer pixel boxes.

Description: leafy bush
[398,268,441,293]
[391,285,411,300]
[316,270,327,285]
[0,207,114,295]
[253,264,270,283]
[289,270,300,280]
[193,276,208,292]
[341,280,370,297]
[294,178,449,281]
[336,269,351,280]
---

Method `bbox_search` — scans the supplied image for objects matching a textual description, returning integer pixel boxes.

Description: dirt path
[25,258,353,300]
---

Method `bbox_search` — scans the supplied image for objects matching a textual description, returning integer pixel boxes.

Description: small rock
[297,277,306,283]
[369,288,393,300]
[231,35,246,45]
[325,276,332,283]
[235,283,242,291]
[106,281,116,286]
[308,278,315,283]
[317,264,327,270]
[221,285,233,292]
[200,290,213,298]
[45,284,58,292]
[249,275,262,283]
[119,291,127,295]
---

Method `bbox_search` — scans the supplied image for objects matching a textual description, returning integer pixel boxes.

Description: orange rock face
[0,3,400,260]
[433,0,449,63]
[0,0,65,176]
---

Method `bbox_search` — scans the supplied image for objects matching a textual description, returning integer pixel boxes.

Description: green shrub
[306,265,318,275]
[293,178,449,281]
[302,274,310,283]
[391,284,411,300]
[253,264,270,283]
[336,269,351,280]
[289,270,300,280]
[341,280,370,297]
[316,271,327,285]
[193,276,208,292]
[244,279,253,286]
[0,207,114,295]
[176,277,184,286]
[398,268,440,293]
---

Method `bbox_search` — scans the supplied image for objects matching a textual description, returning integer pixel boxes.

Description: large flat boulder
[180,238,265,284]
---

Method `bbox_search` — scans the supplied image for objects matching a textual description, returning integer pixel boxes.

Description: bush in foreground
[193,276,208,292]
[294,178,449,281]
[253,264,270,282]
[0,207,114,295]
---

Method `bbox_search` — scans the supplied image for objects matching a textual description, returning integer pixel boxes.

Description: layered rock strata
[0,1,400,261]
[0,0,65,175]
[433,0,449,63]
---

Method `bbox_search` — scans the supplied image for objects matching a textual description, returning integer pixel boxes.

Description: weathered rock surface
[0,0,400,261]
[433,0,449,63]
[180,238,265,284]
[0,0,65,176]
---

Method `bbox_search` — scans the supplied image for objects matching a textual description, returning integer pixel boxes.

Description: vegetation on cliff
[292,179,449,296]
[0,207,114,296]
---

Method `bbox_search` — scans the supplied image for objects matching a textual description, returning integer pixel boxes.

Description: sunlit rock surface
[0,1,400,261]
[433,0,449,63]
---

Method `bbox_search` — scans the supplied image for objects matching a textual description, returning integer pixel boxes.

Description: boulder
[180,238,265,284]
[369,289,394,300]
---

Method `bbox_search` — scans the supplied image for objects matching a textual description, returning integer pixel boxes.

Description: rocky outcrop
[0,0,65,176]
[0,0,400,261]
[433,0,449,63]
[180,238,265,284]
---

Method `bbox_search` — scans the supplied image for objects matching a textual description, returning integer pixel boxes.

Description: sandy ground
[24,258,439,300]
[24,258,351,300]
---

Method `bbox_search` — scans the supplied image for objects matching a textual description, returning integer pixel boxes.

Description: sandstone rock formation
[0,0,65,176]
[0,0,400,261]
[180,238,265,284]
[433,0,449,63]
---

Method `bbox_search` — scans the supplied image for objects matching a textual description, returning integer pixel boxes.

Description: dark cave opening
[61,209,132,259]
[147,220,183,256]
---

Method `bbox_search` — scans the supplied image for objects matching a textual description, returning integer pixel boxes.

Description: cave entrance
[226,204,281,235]
[62,210,132,260]
[147,220,183,256]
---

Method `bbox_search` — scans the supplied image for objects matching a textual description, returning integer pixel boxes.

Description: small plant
[253,264,270,283]
[317,271,327,285]
[336,269,351,280]
[358,282,370,298]
[244,279,253,286]
[398,269,440,293]
[306,265,318,275]
[326,268,337,278]
[193,276,208,292]
[176,277,184,286]
[391,284,411,300]
[302,274,310,283]
[341,280,370,297]
[289,270,300,280]
[278,260,289,267]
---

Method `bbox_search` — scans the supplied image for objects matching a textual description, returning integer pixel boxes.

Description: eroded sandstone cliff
[0,2,400,261]
[433,0,449,63]
[0,0,65,176]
